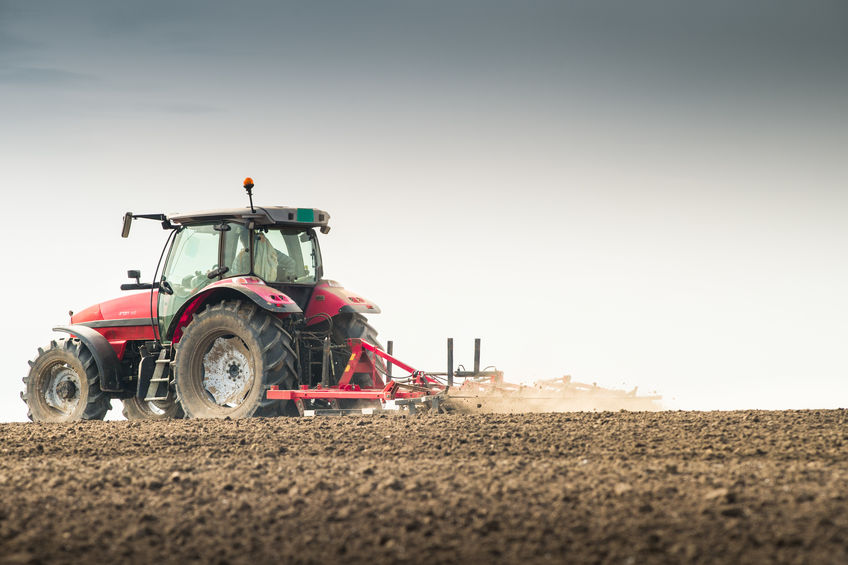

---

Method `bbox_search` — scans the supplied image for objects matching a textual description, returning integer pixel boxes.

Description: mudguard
[304,280,380,323]
[166,277,303,342]
[53,325,123,392]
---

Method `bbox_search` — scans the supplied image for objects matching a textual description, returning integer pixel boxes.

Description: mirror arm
[120,282,155,291]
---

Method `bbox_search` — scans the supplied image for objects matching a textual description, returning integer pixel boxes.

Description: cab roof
[167,206,330,229]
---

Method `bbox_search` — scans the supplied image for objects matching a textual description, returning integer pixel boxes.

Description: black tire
[174,300,297,419]
[121,396,184,420]
[21,338,111,422]
[332,314,384,408]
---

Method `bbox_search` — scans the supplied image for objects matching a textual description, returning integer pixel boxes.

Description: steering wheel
[173,271,205,299]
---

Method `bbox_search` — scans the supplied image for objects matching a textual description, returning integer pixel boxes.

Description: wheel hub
[201,336,253,407]
[44,366,82,415]
[56,380,77,400]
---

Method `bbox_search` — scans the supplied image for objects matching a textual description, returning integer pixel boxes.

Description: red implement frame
[267,338,445,403]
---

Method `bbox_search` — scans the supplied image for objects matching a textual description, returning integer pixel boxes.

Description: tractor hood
[71,292,156,326]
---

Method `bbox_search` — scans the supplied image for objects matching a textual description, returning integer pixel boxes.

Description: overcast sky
[2,1,847,420]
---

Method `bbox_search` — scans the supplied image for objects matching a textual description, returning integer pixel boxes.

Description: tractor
[22,179,384,421]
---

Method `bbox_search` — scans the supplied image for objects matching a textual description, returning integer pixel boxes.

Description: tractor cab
[155,206,330,340]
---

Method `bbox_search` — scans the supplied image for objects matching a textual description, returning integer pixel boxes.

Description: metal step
[144,349,171,402]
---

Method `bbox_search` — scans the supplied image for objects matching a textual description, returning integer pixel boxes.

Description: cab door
[157,224,222,342]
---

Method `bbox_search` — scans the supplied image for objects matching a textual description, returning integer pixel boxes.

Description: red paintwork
[172,276,298,306]
[100,291,158,320]
[304,280,380,324]
[218,276,297,306]
[71,291,158,325]
[68,277,380,359]
[71,302,103,325]
[170,277,299,343]
[171,297,203,345]
[70,291,157,360]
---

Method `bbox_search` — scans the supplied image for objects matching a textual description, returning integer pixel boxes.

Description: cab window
[261,228,320,284]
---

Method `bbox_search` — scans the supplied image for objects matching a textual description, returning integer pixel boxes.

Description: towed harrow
[268,338,662,416]
[268,338,450,415]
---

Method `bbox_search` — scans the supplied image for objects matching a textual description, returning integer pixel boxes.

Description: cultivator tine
[320,336,331,388]
[447,338,454,388]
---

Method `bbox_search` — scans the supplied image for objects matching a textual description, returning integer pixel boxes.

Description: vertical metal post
[321,336,331,387]
[447,338,454,387]
[386,340,394,379]
[474,338,481,374]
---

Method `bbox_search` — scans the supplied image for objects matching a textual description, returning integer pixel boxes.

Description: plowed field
[0,410,846,564]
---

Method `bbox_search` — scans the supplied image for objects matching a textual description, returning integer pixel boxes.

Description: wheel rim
[200,335,254,407]
[147,401,168,415]
[43,363,82,416]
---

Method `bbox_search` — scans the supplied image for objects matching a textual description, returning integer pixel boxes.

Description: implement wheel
[122,396,184,420]
[21,339,111,422]
[174,300,296,419]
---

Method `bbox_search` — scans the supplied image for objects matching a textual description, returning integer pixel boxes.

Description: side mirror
[121,270,154,291]
[121,212,133,238]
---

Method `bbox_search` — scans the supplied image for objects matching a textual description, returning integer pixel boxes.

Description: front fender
[53,325,123,392]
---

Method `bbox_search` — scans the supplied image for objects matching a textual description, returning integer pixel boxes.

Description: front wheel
[174,300,297,419]
[21,339,111,422]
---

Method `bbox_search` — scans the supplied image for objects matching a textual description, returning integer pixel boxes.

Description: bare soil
[0,410,846,564]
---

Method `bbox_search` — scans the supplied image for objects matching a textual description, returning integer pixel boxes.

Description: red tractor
[22,179,384,421]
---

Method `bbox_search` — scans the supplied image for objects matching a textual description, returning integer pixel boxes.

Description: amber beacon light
[243,177,256,212]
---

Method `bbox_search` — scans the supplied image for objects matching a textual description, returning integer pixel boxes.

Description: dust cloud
[445,375,663,414]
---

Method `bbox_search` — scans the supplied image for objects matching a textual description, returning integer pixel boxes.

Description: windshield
[250,228,321,284]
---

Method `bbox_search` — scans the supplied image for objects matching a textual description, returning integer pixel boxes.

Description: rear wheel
[174,300,297,419]
[21,339,111,422]
[121,396,184,420]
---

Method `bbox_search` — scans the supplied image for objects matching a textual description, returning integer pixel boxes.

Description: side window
[264,229,317,283]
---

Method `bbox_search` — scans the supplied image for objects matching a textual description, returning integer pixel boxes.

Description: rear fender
[304,280,380,325]
[167,277,303,342]
[53,325,123,392]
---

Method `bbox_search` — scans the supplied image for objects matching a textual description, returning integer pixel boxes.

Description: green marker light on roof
[296,208,315,222]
